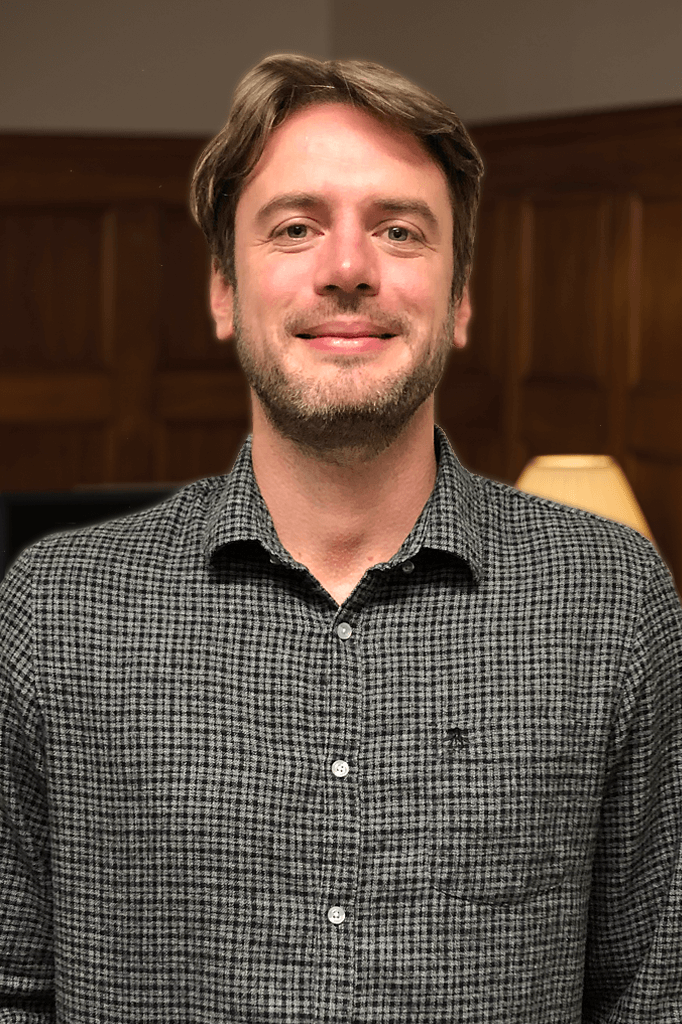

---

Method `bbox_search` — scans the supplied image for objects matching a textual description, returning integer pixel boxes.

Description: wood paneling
[437,103,682,586]
[527,196,611,380]
[0,134,247,490]
[158,422,251,484]
[0,424,109,489]
[0,135,198,204]
[0,208,105,368]
[158,207,230,369]
[466,105,682,198]
[1,110,681,585]
[639,200,682,384]
[630,459,682,583]
[0,373,111,421]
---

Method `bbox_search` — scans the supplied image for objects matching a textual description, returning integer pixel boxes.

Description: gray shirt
[1,427,681,1022]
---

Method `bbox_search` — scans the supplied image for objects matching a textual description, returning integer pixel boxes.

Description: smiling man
[207,98,470,603]
[1,55,681,1024]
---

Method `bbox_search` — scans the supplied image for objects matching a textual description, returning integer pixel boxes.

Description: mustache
[284,301,409,338]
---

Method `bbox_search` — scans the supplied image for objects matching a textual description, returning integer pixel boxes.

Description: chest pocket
[430,718,585,905]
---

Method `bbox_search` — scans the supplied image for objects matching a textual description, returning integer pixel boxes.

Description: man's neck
[250,399,438,605]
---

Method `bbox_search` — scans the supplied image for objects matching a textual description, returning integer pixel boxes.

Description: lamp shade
[515,455,654,542]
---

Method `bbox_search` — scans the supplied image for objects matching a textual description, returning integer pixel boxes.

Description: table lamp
[515,455,655,543]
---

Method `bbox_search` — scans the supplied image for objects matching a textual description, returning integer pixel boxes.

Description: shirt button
[327,906,346,925]
[331,759,350,778]
[402,560,415,574]
[336,622,352,640]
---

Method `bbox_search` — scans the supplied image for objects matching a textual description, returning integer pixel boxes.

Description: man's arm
[583,553,682,1022]
[0,552,55,1022]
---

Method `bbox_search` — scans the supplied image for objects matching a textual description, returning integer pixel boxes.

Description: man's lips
[300,335,388,352]
[294,321,397,354]
[295,320,396,340]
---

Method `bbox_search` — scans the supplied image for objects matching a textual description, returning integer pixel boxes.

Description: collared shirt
[1,426,681,1023]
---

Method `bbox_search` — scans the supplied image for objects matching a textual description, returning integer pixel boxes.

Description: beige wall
[0,0,330,134]
[332,0,682,121]
[1,0,680,132]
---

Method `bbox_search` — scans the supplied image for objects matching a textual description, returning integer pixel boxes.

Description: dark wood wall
[0,135,248,490]
[439,104,682,586]
[1,105,681,585]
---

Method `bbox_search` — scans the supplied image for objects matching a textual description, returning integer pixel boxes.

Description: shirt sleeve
[583,552,682,1022]
[0,551,55,1022]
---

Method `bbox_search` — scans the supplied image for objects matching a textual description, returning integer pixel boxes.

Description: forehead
[238,102,452,218]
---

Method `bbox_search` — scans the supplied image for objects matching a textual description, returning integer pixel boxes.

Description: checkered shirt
[1,427,681,1023]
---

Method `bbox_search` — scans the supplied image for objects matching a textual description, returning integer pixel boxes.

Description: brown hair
[190,54,484,301]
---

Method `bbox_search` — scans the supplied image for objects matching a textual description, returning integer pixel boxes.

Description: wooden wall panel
[459,104,682,586]
[0,134,248,489]
[436,200,517,480]
[155,371,249,480]
[0,372,111,422]
[516,195,615,460]
[0,207,105,368]
[103,205,161,481]
[630,460,682,583]
[0,424,109,489]
[159,423,249,484]
[638,200,682,384]
[527,196,610,381]
[158,207,230,369]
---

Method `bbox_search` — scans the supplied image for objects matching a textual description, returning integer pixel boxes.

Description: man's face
[211,102,470,459]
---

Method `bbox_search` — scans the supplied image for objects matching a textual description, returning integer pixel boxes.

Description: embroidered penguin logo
[446,726,469,750]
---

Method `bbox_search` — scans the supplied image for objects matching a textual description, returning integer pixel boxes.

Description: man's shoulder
[4,475,228,584]
[468,466,663,584]
[435,430,663,588]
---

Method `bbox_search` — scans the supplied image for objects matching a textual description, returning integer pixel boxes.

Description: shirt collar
[202,425,484,583]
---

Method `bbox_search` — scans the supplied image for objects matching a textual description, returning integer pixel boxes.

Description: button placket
[321,606,360,967]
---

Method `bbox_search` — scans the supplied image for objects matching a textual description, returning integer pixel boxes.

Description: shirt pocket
[430,719,582,905]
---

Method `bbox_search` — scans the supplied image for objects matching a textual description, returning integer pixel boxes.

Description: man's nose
[313,222,380,296]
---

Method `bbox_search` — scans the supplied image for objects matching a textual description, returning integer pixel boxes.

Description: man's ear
[453,283,472,350]
[209,263,235,343]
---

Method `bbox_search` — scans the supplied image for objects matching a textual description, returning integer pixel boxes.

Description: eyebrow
[372,198,440,233]
[255,192,323,226]
[255,192,440,233]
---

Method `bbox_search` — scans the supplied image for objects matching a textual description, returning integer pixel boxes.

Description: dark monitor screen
[0,488,179,579]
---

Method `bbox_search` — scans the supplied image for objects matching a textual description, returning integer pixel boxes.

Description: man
[1,54,680,1023]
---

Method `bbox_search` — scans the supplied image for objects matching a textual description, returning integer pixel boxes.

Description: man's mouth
[297,332,395,340]
[295,320,398,342]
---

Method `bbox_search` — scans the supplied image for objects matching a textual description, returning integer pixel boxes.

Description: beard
[233,292,455,464]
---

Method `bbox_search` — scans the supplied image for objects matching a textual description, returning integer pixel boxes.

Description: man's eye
[387,226,410,242]
[284,224,308,239]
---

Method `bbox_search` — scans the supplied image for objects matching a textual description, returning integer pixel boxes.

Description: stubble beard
[233,292,455,466]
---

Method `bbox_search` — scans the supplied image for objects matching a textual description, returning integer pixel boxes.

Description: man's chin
[237,321,452,462]
[255,394,423,464]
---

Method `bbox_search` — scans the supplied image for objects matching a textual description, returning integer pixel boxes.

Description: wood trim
[0,133,207,204]
[469,103,682,198]
[0,373,112,422]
